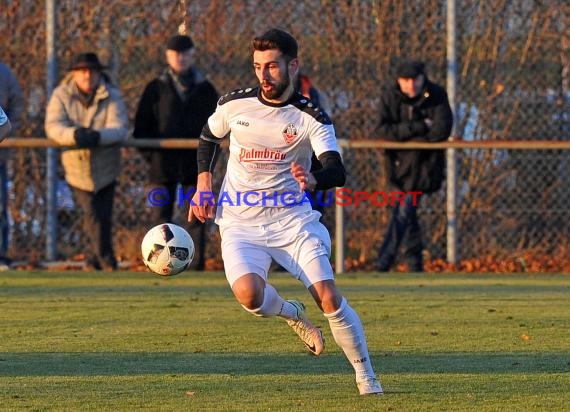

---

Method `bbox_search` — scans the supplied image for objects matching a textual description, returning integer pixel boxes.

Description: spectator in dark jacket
[134,34,219,270]
[376,60,453,272]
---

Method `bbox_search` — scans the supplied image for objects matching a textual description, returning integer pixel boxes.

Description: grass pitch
[1,271,569,411]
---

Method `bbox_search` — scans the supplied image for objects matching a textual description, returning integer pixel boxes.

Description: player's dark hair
[253,28,298,60]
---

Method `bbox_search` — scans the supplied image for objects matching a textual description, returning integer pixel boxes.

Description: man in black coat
[134,34,219,270]
[376,60,453,272]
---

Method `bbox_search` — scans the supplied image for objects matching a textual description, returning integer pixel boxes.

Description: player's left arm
[301,119,346,191]
[291,150,345,191]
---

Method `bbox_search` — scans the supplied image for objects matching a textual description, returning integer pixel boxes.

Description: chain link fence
[1,0,569,270]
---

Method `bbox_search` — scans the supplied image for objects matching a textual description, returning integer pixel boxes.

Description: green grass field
[1,270,569,411]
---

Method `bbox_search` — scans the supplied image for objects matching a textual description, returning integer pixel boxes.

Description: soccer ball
[141,223,195,276]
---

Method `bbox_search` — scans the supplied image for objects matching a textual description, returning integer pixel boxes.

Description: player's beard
[261,71,290,101]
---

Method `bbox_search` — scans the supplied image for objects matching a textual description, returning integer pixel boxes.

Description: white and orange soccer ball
[141,223,194,276]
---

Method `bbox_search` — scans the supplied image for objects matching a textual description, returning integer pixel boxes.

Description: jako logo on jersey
[237,120,249,127]
[239,147,286,162]
[282,123,298,144]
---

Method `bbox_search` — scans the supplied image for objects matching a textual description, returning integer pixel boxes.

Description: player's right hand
[188,172,216,223]
[291,161,317,192]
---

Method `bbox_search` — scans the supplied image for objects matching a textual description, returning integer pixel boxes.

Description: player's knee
[234,290,263,310]
[310,280,343,313]
[232,285,264,310]
[321,293,343,314]
[238,288,268,316]
[231,273,265,309]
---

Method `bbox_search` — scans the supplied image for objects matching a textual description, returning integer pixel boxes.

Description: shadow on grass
[0,351,568,377]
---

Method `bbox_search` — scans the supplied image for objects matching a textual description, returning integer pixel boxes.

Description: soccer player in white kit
[188,28,382,395]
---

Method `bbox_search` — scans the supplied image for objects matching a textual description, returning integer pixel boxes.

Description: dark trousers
[0,163,8,259]
[149,182,206,270]
[73,182,117,270]
[378,192,423,272]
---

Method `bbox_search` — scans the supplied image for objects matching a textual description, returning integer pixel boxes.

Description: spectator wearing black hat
[375,59,453,272]
[45,52,129,271]
[133,34,219,271]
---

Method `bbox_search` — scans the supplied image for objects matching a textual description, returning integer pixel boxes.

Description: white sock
[324,298,377,382]
[242,283,298,319]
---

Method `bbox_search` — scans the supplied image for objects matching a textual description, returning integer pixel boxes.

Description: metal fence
[1,0,569,271]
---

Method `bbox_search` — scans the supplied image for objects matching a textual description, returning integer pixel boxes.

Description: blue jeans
[378,192,423,272]
[0,163,8,259]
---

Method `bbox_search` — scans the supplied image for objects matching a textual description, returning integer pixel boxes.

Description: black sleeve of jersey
[197,137,221,174]
[313,151,346,190]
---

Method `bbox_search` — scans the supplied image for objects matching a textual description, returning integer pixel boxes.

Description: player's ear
[289,58,299,78]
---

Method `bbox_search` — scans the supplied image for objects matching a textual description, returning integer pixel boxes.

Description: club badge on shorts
[282,123,298,144]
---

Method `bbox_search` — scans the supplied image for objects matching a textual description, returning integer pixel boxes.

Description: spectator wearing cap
[133,34,219,271]
[45,52,129,271]
[375,59,453,272]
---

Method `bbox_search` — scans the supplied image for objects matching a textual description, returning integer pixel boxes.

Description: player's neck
[264,84,295,105]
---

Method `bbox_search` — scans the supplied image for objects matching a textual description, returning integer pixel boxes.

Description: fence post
[446,0,458,265]
[46,0,58,261]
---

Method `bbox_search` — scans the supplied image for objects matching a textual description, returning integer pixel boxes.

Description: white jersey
[202,87,339,226]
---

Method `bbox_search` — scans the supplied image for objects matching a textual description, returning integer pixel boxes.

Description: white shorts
[220,210,334,288]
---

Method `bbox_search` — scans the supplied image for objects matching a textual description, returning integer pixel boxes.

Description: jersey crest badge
[282,123,298,144]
